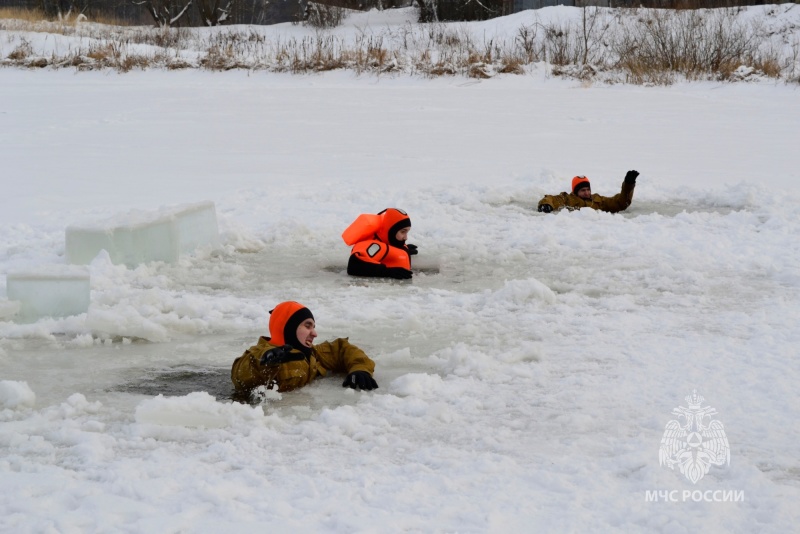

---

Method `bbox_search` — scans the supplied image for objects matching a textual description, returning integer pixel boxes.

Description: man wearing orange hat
[231,301,378,394]
[537,170,639,214]
[342,208,417,279]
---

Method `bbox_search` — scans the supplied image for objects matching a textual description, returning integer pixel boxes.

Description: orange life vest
[342,208,410,247]
[343,208,412,270]
[350,240,411,270]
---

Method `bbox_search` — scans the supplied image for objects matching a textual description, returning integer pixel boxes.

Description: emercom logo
[659,390,731,484]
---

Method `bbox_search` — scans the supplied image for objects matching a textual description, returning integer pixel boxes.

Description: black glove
[386,267,412,279]
[342,371,378,390]
[406,244,418,255]
[624,170,639,185]
[538,204,553,213]
[260,345,305,366]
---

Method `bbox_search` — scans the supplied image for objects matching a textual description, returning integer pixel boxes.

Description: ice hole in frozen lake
[65,201,220,267]
[322,265,441,275]
[116,365,236,400]
[114,364,360,410]
[503,199,738,217]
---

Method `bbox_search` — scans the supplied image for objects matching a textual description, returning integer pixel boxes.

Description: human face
[576,186,592,200]
[395,226,410,243]
[295,318,317,348]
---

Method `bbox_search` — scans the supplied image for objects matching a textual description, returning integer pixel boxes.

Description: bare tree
[415,0,511,23]
[39,0,92,20]
[415,0,436,22]
[196,0,232,25]
[580,6,608,65]
[133,0,193,26]
[309,0,412,9]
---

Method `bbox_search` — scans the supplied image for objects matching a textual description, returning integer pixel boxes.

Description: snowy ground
[2,10,800,533]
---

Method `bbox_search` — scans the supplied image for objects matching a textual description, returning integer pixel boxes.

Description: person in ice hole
[537,170,639,214]
[342,208,417,280]
[231,301,378,394]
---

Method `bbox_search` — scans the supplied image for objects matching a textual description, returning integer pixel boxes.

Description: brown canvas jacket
[231,336,375,393]
[538,180,635,214]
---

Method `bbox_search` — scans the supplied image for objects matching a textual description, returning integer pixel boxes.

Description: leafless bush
[538,7,611,70]
[150,26,188,48]
[86,42,121,62]
[497,56,524,75]
[612,8,766,81]
[200,42,235,69]
[515,24,541,63]
[26,56,49,67]
[787,36,800,83]
[1,5,797,82]
[118,53,153,71]
[7,38,33,60]
[78,41,154,71]
[541,23,578,66]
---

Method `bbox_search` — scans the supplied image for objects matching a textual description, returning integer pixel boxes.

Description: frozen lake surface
[2,12,800,531]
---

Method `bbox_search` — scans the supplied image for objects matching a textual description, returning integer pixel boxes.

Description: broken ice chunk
[6,266,90,323]
[65,201,220,267]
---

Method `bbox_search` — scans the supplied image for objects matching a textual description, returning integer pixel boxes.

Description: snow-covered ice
[1,6,800,533]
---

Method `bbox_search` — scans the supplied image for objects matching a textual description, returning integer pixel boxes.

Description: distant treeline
[1,0,308,25]
[0,0,795,27]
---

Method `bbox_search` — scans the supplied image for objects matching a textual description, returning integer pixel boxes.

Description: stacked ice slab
[66,201,220,267]
[6,267,90,323]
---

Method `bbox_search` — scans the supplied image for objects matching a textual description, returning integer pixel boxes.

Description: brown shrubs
[0,6,797,83]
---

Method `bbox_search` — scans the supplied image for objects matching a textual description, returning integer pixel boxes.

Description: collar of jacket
[259,336,313,359]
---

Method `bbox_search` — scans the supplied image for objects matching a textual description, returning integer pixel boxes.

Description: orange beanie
[572,176,591,194]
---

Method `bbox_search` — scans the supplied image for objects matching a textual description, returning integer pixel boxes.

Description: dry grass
[1,6,797,84]
[82,13,132,27]
[0,7,45,23]
[7,39,33,61]
[0,6,131,26]
[607,8,788,84]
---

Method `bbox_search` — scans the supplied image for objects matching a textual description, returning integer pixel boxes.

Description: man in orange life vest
[231,301,378,394]
[342,208,418,280]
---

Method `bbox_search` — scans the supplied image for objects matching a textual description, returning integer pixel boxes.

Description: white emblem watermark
[644,490,744,503]
[658,390,730,484]
[645,391,742,502]
[644,490,744,502]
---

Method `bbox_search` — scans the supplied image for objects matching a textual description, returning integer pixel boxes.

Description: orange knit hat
[572,176,591,194]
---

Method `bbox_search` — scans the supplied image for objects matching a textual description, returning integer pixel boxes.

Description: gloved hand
[386,267,412,279]
[538,204,553,213]
[342,371,378,390]
[260,345,305,366]
[406,244,418,255]
[624,170,639,185]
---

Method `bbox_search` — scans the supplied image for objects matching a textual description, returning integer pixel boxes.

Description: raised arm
[596,170,638,213]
